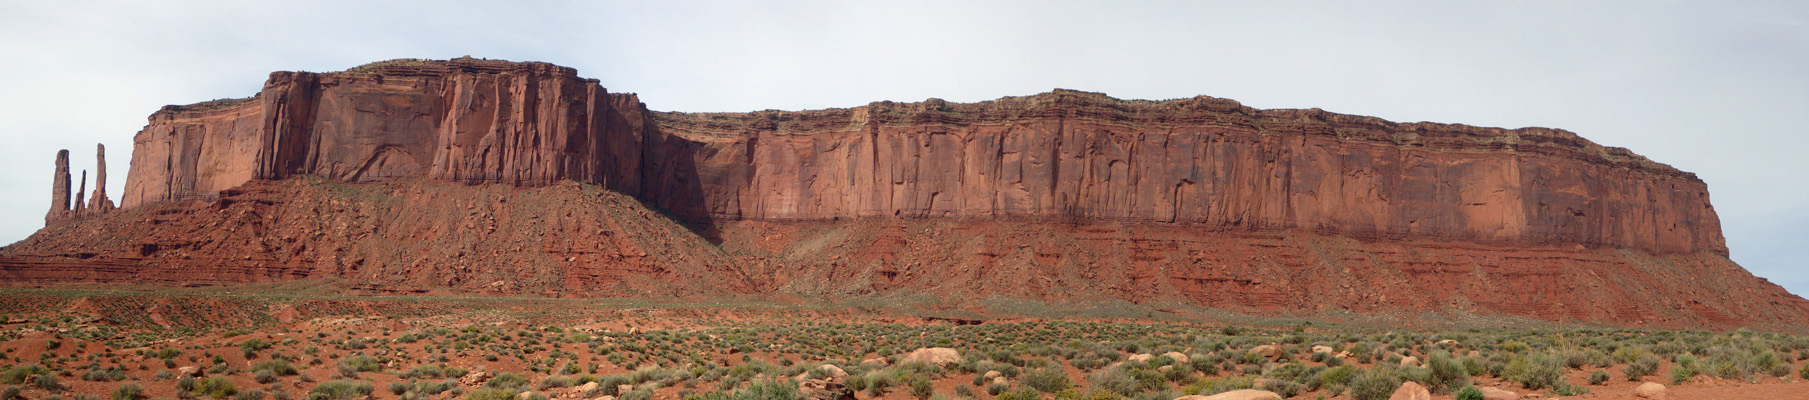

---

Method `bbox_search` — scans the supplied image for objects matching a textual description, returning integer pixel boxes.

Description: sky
[1,1,1805,294]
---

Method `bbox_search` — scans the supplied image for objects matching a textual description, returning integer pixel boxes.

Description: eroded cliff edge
[7,58,1789,327]
[118,57,1722,256]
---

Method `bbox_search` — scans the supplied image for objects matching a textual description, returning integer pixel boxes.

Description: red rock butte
[6,57,1804,328]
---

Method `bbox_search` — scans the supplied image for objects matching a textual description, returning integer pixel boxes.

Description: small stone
[1388,381,1430,400]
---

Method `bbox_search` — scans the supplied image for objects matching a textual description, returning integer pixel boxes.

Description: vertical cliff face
[20,58,1790,327]
[122,58,650,208]
[650,92,1724,256]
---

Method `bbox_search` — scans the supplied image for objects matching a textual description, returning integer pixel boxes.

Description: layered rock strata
[8,58,1795,327]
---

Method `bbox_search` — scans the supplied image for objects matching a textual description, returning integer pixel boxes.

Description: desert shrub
[1024,367,1071,393]
[486,373,528,391]
[32,373,64,392]
[908,377,933,400]
[83,367,127,382]
[234,390,265,400]
[1347,368,1402,400]
[460,388,515,400]
[387,382,409,396]
[193,377,238,400]
[1504,354,1562,390]
[1587,370,1609,385]
[1624,354,1659,381]
[1670,361,1699,385]
[994,387,1041,400]
[0,365,48,385]
[339,356,381,373]
[536,376,575,390]
[253,370,278,384]
[308,380,373,400]
[252,360,297,376]
[1257,379,1302,398]
[0,387,17,400]
[112,383,145,400]
[1425,352,1469,394]
[1454,386,1483,400]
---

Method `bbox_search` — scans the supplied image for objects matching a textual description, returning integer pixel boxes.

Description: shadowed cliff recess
[5,57,1800,328]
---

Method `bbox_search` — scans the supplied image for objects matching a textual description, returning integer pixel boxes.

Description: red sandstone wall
[116,60,1724,256]
[122,58,648,207]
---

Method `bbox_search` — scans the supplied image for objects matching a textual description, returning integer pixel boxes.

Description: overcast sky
[2,1,1805,295]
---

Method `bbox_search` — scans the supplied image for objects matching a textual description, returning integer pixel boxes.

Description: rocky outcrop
[113,58,1719,256]
[8,58,1805,328]
[45,150,70,225]
[122,57,649,208]
[86,144,115,214]
[650,92,1722,256]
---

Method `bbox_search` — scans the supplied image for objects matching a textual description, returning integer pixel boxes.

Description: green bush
[1624,355,1659,381]
[193,377,238,400]
[1504,354,1562,390]
[112,383,146,400]
[461,388,516,400]
[1425,352,1469,394]
[308,380,374,400]
[252,360,298,376]
[1454,386,1483,400]
[0,365,47,385]
[1587,370,1609,385]
[1347,367,1401,400]
[487,373,529,391]
[1023,368,1072,393]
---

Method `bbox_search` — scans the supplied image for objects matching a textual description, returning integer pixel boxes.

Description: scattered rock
[176,366,203,377]
[1479,387,1518,400]
[861,357,888,367]
[991,376,1008,386]
[572,382,598,395]
[818,364,848,378]
[517,392,536,400]
[982,370,1002,380]
[1388,381,1430,400]
[798,378,855,400]
[1634,382,1666,399]
[1434,339,1459,346]
[1312,345,1334,354]
[1400,356,1421,367]
[616,385,634,395]
[902,347,962,366]
[1128,353,1154,363]
[460,370,492,386]
[1249,344,1283,360]
[1162,351,1190,364]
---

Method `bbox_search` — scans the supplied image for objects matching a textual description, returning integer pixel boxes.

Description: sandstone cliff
[6,58,1795,328]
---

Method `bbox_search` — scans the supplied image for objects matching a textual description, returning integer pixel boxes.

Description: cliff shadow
[635,127,726,245]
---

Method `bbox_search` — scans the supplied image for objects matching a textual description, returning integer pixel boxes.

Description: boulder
[1434,339,1459,346]
[176,366,203,377]
[1312,345,1334,354]
[1634,382,1665,399]
[572,382,598,394]
[517,392,536,400]
[1478,386,1518,400]
[818,364,848,378]
[1249,344,1283,360]
[1388,381,1430,400]
[1128,353,1154,363]
[861,357,889,367]
[1162,351,1190,364]
[1400,356,1421,367]
[992,376,1008,386]
[982,370,1002,379]
[1172,389,1283,400]
[902,347,962,366]
[460,370,492,386]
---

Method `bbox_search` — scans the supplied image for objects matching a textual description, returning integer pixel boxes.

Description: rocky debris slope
[6,58,1803,328]
[6,177,741,297]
